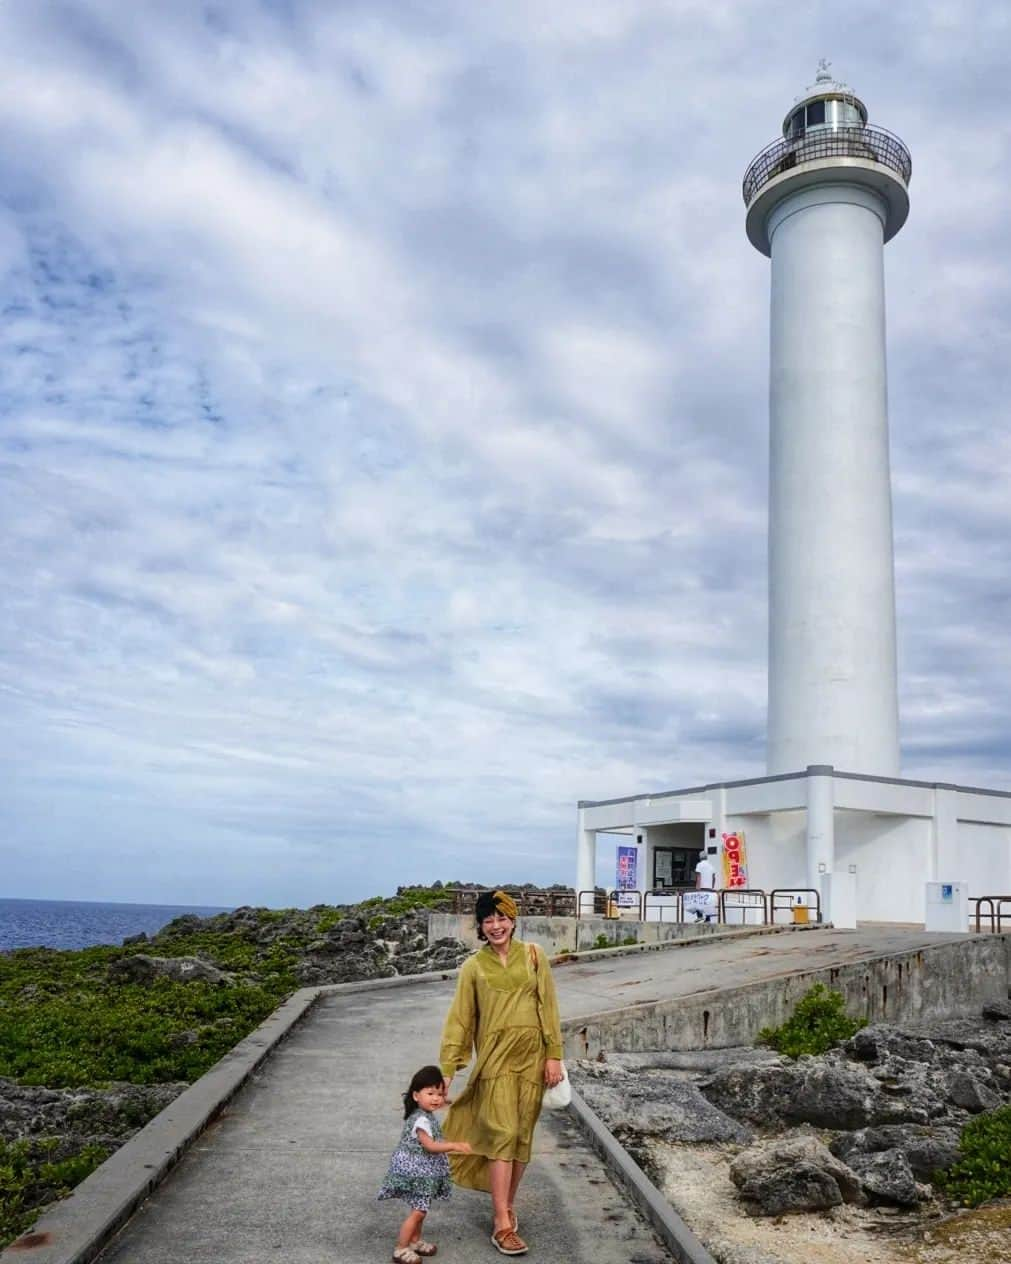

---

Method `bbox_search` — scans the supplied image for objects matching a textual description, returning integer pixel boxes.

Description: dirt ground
[648,1139,1011,1264]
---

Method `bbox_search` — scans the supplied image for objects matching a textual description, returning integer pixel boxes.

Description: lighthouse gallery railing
[743,124,912,206]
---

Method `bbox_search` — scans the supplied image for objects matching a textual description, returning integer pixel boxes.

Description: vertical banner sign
[616,845,638,907]
[722,831,748,888]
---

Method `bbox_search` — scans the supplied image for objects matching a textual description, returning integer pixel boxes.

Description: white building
[576,67,1011,927]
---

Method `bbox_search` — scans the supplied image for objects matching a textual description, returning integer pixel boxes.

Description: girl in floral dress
[377,1064,472,1263]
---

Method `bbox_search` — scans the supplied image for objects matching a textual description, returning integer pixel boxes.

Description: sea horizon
[0,896,235,952]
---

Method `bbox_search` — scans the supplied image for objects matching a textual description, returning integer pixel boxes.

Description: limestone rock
[846,1148,921,1205]
[571,1063,752,1144]
[944,1068,1001,1113]
[107,954,234,986]
[846,1025,937,1065]
[702,1058,920,1129]
[729,1135,863,1216]
[829,1123,961,1179]
[982,999,1011,1021]
[0,1076,185,1149]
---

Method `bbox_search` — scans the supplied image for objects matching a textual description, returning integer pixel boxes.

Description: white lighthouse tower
[744,63,911,777]
[575,67,1011,929]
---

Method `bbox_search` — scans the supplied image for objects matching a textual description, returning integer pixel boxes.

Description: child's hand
[454,1141,473,1155]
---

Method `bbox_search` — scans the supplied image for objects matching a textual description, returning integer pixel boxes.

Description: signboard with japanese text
[616,844,639,907]
[722,831,749,889]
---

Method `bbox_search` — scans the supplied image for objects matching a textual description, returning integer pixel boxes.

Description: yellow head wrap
[475,889,518,921]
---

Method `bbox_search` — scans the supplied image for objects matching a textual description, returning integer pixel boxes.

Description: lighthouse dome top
[782,60,868,137]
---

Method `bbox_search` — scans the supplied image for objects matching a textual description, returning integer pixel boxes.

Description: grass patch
[937,1104,1011,1208]
[757,983,867,1057]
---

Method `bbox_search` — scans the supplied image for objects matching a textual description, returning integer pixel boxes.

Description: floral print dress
[377,1109,452,1212]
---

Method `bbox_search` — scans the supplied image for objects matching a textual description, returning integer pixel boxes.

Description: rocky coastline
[570,1004,1011,1263]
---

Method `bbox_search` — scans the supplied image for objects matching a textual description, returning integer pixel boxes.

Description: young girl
[377,1064,472,1263]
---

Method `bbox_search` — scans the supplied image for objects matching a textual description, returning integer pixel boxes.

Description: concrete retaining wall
[563,933,1011,1058]
[429,912,728,953]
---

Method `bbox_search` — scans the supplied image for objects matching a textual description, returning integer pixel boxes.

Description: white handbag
[527,942,571,1108]
[541,1062,572,1109]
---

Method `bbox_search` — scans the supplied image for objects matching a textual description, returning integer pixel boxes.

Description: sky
[1,1,1009,908]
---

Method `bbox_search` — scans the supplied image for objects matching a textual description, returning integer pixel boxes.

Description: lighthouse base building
[576,767,1011,929]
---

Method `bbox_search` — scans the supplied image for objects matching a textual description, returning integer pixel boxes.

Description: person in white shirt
[692,851,718,923]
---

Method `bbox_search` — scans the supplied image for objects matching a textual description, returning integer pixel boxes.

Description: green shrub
[757,983,867,1057]
[622,935,638,946]
[937,1105,1011,1208]
[592,934,610,949]
[0,1138,108,1248]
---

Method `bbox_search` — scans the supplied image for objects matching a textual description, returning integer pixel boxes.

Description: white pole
[805,765,835,896]
[576,810,596,912]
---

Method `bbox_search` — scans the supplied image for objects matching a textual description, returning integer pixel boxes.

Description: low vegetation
[937,1104,1011,1207]
[757,983,868,1058]
[0,886,458,1248]
[0,1139,109,1247]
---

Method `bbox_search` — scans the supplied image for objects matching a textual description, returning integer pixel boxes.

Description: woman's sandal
[491,1227,528,1256]
[508,1208,518,1233]
[392,1248,421,1264]
[409,1242,437,1258]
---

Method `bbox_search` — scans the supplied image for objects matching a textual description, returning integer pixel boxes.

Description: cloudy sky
[1,1,1009,908]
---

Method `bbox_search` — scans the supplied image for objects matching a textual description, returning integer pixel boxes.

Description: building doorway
[652,845,699,890]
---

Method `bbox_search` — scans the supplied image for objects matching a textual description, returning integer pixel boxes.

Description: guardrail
[970,895,1011,934]
[718,888,769,926]
[642,889,686,922]
[770,887,823,925]
[742,122,912,205]
[446,887,579,917]
[447,885,829,925]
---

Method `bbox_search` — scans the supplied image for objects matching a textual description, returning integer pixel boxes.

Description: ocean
[0,898,233,952]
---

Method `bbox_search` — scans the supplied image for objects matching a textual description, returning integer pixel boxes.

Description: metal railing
[743,124,912,206]
[643,888,690,922]
[446,887,578,918]
[970,895,1011,934]
[718,888,770,926]
[770,888,823,925]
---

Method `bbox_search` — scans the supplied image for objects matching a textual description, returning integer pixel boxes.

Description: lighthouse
[574,67,1010,930]
[743,63,911,777]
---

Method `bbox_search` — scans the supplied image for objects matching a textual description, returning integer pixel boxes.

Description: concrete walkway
[94,926,990,1264]
[96,979,672,1264]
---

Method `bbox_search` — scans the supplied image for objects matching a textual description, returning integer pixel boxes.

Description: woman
[439,890,564,1257]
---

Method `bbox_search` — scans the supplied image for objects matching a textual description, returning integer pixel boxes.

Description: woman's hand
[543,1058,564,1088]
[441,1076,453,1103]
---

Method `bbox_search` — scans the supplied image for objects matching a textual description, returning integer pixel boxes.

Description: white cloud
[0,1,1009,906]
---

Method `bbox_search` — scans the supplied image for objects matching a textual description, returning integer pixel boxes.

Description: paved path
[95,927,967,1264]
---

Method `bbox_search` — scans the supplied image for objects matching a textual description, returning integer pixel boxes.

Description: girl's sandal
[410,1242,437,1258]
[392,1249,421,1264]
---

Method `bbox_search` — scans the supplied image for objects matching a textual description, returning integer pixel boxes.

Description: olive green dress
[439,938,563,1192]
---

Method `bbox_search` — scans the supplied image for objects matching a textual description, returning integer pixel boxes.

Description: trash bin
[792,903,810,925]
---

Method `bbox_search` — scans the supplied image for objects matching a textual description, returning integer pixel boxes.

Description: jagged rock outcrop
[573,1061,753,1145]
[0,1076,185,1157]
[701,1016,1011,1134]
[829,1122,961,1180]
[107,954,235,986]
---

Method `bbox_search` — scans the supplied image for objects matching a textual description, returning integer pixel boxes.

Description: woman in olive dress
[439,889,564,1257]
